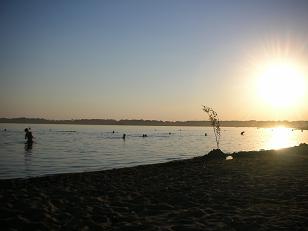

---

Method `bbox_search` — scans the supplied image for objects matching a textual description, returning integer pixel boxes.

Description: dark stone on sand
[204,149,226,160]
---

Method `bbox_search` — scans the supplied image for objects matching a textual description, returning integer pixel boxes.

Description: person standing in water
[24,128,33,145]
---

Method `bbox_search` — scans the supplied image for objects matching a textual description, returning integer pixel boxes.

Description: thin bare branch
[202,106,221,149]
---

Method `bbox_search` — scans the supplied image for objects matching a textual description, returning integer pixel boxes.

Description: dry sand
[1,144,308,230]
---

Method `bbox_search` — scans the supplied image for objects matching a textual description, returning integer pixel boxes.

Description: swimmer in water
[24,128,33,144]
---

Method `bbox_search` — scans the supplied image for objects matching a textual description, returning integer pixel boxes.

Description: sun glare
[265,127,295,150]
[256,59,306,108]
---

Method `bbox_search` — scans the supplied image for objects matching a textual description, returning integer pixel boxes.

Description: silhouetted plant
[202,106,221,149]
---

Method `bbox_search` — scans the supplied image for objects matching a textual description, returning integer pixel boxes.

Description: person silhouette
[24,128,33,146]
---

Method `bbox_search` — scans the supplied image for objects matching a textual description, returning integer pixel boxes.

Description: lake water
[0,123,307,179]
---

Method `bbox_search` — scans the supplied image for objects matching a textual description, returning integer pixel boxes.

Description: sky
[1,0,308,121]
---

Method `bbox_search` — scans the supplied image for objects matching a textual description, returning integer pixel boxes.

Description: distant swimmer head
[24,128,29,132]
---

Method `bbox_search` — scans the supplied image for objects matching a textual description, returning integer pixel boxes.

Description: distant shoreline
[1,118,308,129]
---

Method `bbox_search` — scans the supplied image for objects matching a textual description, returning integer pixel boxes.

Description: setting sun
[256,59,306,108]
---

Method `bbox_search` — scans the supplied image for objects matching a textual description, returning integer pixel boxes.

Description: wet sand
[1,144,308,230]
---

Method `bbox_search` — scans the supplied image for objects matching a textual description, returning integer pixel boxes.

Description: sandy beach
[1,144,308,230]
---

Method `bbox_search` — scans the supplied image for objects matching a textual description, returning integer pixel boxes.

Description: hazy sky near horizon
[1,0,308,121]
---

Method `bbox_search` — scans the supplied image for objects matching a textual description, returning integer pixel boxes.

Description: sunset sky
[1,0,308,121]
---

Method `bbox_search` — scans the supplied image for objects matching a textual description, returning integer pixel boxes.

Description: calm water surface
[0,124,307,179]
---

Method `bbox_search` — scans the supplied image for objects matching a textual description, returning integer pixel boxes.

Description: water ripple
[1,124,308,179]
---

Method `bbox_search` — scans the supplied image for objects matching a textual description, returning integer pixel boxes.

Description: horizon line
[1,117,308,123]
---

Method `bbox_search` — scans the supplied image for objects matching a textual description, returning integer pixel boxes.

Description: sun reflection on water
[265,127,295,150]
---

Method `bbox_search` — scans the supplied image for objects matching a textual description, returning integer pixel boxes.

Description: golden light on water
[256,58,306,108]
[265,127,295,150]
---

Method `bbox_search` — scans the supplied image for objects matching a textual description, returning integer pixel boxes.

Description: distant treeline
[1,118,308,129]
